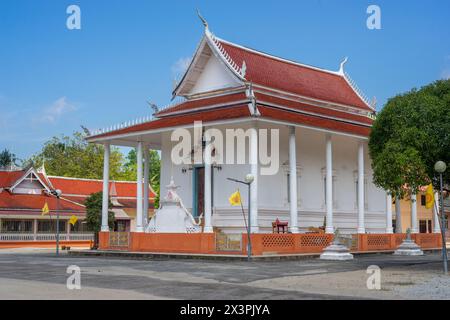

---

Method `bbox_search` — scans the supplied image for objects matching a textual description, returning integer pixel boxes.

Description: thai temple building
[0,166,155,247]
[86,17,442,254]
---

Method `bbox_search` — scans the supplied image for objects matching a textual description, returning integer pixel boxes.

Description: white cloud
[171,57,191,79]
[37,97,77,123]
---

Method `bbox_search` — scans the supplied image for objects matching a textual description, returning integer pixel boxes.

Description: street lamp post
[227,174,254,262]
[434,161,447,274]
[51,189,62,256]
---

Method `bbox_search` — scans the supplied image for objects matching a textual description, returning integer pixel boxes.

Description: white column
[101,143,110,232]
[135,141,144,232]
[325,134,334,234]
[395,196,402,233]
[386,192,393,233]
[410,193,418,233]
[433,192,441,233]
[288,126,299,233]
[250,126,259,233]
[203,131,213,233]
[33,219,38,241]
[143,146,150,226]
[357,141,365,234]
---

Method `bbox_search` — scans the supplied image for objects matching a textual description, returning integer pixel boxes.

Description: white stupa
[145,178,202,233]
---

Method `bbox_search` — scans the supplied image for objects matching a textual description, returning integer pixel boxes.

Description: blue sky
[1,0,449,161]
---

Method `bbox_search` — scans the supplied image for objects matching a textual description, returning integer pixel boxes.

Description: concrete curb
[68,248,443,262]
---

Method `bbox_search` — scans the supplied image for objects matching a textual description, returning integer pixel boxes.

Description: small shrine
[145,178,202,233]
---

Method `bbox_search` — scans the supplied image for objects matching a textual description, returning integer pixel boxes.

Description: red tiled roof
[0,170,51,190]
[156,92,248,117]
[0,192,84,212]
[62,196,153,208]
[48,177,155,198]
[256,92,373,126]
[88,104,251,139]
[0,210,85,217]
[219,40,371,111]
[257,105,371,137]
[0,170,26,188]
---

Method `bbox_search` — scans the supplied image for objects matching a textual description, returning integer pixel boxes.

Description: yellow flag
[228,190,241,206]
[425,184,434,209]
[69,215,78,226]
[42,202,49,216]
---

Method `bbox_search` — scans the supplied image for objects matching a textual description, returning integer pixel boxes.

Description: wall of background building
[392,195,435,233]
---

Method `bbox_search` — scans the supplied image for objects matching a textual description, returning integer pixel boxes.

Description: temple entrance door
[193,166,204,218]
[192,166,214,218]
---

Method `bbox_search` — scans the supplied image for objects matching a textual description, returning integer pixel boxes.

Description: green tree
[121,149,161,208]
[369,79,450,198]
[26,131,126,180]
[0,149,18,168]
[84,192,115,249]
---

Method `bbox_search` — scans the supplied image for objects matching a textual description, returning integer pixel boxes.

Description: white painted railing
[0,234,34,241]
[67,233,94,241]
[0,233,94,241]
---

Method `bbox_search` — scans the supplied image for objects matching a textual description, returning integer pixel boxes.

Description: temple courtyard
[0,248,449,300]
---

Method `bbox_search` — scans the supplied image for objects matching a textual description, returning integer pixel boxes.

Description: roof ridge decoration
[333,56,374,111]
[36,161,55,190]
[338,57,348,75]
[196,10,247,80]
[196,9,208,29]
[246,83,260,116]
[337,56,374,110]
[89,114,154,137]
[9,167,51,193]
[343,71,374,110]
[207,31,247,80]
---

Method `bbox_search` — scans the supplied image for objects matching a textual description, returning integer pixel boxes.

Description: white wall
[160,122,387,234]
[189,53,241,95]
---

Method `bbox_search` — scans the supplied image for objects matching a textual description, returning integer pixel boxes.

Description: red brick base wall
[98,232,443,256]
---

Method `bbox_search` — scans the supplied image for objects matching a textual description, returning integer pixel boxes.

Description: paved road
[0,249,446,300]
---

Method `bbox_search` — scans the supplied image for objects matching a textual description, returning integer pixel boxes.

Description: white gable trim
[9,167,51,193]
[173,30,246,98]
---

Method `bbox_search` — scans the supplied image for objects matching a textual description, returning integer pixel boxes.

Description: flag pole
[227,176,254,262]
[51,189,62,257]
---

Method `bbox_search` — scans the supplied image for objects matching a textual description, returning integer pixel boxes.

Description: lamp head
[434,161,447,174]
[245,174,254,184]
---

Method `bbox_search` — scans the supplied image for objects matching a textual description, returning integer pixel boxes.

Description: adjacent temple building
[0,165,155,247]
